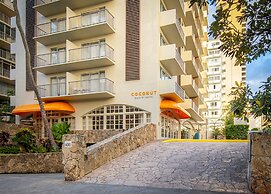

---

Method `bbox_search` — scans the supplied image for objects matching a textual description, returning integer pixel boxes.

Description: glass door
[50,19,58,33]
[81,43,91,60]
[50,76,66,96]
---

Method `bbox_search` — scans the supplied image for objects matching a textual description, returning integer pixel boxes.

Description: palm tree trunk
[13,0,58,150]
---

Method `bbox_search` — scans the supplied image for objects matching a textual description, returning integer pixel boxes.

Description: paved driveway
[82,141,250,193]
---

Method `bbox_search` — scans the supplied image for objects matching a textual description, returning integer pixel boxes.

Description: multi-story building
[0,1,15,112]
[12,0,208,139]
[206,39,246,133]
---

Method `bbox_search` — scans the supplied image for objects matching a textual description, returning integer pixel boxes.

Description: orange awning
[160,100,191,119]
[12,102,75,115]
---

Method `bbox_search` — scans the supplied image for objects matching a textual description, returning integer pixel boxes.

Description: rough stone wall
[0,152,62,173]
[0,123,32,136]
[72,130,122,143]
[249,132,271,194]
[62,124,156,181]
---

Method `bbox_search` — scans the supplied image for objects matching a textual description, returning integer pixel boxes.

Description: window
[82,104,151,130]
[210,102,217,107]
[160,67,171,80]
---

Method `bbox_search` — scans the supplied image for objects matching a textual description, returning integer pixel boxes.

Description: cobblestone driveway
[81,141,250,193]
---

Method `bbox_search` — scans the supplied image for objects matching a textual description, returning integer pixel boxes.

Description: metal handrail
[69,8,114,30]
[34,50,66,67]
[34,0,59,6]
[69,78,114,95]
[0,0,13,9]
[175,49,185,72]
[35,18,66,37]
[69,43,114,62]
[175,82,185,100]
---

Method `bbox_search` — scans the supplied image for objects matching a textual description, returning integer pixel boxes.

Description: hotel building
[12,0,208,139]
[0,1,15,112]
[206,39,246,133]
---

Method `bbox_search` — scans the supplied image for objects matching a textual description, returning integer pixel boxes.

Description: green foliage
[0,146,20,154]
[250,76,271,127]
[212,128,222,139]
[37,146,47,153]
[52,122,70,147]
[224,124,249,140]
[251,128,259,131]
[229,82,252,122]
[189,0,271,65]
[0,131,10,146]
[12,128,37,153]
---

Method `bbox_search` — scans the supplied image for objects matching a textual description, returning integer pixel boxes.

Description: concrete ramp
[81,141,250,193]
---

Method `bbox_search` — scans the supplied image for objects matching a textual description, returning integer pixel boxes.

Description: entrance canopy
[160,100,191,120]
[12,102,75,115]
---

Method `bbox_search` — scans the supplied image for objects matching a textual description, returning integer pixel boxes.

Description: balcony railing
[0,82,14,96]
[0,68,10,78]
[0,12,10,24]
[0,31,15,43]
[34,0,59,6]
[69,43,114,62]
[192,101,199,113]
[35,18,66,37]
[176,18,185,41]
[69,9,114,30]
[0,49,15,62]
[34,50,66,67]
[175,82,185,101]
[69,78,114,95]
[175,48,185,72]
[192,79,198,94]
[38,82,66,97]
[0,0,13,9]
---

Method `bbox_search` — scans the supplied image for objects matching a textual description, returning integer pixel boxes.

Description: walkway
[81,141,250,193]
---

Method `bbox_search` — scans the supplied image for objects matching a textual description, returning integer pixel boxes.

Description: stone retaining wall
[0,152,63,173]
[62,124,156,181]
[248,132,271,193]
[72,130,122,143]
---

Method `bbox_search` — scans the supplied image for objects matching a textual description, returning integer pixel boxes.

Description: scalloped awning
[12,102,75,115]
[160,99,191,119]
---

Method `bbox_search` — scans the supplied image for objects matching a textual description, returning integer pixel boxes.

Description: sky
[208,4,271,93]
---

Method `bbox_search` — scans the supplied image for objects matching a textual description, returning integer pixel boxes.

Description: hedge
[224,124,249,140]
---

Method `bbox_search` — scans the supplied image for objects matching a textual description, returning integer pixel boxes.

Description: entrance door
[51,48,66,64]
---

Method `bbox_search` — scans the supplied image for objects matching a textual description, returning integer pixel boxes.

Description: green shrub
[212,128,222,139]
[0,146,20,154]
[251,128,259,131]
[52,122,70,147]
[224,124,249,139]
[37,146,47,153]
[0,131,10,146]
[12,128,37,153]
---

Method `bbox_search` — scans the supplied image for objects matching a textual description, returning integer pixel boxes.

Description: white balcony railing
[69,9,114,30]
[175,82,185,101]
[175,48,185,72]
[35,18,66,37]
[34,0,59,6]
[34,50,66,67]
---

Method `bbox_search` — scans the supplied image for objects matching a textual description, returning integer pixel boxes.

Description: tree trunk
[13,0,58,150]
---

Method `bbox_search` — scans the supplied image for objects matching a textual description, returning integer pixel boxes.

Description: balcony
[159,79,185,103]
[181,51,198,77]
[160,44,185,76]
[34,0,113,17]
[184,26,200,57]
[181,99,203,121]
[0,67,13,84]
[0,12,10,25]
[163,0,185,18]
[160,9,185,47]
[0,0,15,17]
[37,78,114,102]
[0,82,14,99]
[181,75,198,98]
[0,31,15,50]
[0,49,15,63]
[34,43,114,74]
[34,9,115,46]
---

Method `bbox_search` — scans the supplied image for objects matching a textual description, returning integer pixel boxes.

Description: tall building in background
[12,0,208,139]
[0,1,16,114]
[206,39,246,134]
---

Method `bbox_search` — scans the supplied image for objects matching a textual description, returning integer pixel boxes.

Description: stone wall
[0,152,63,173]
[248,132,271,194]
[72,130,122,143]
[0,123,33,136]
[62,124,156,181]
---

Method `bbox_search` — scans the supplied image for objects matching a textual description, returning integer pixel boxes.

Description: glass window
[83,104,151,130]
